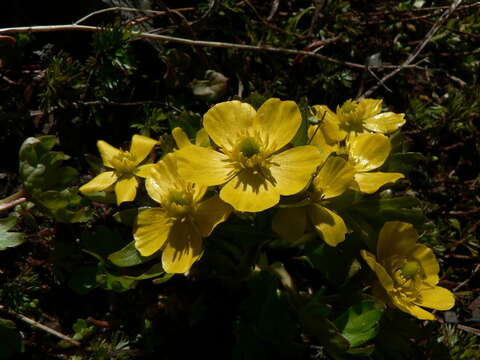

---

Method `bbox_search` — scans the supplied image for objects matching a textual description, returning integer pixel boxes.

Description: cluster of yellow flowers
[79,97,454,320]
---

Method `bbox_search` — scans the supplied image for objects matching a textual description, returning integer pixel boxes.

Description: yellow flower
[313,99,405,139]
[347,133,404,194]
[79,134,157,205]
[134,153,232,273]
[172,127,211,148]
[273,156,355,246]
[175,98,324,212]
[361,221,455,320]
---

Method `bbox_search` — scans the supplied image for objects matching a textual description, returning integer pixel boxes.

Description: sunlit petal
[134,208,172,256]
[195,128,211,147]
[220,169,279,212]
[203,100,256,151]
[415,286,455,311]
[172,127,192,149]
[194,195,232,237]
[272,207,307,242]
[409,244,440,285]
[79,171,118,193]
[176,145,233,186]
[130,134,157,165]
[360,250,394,291]
[314,156,355,199]
[269,145,323,196]
[162,220,203,274]
[353,172,404,194]
[309,204,347,246]
[115,176,138,205]
[348,133,391,172]
[97,140,122,168]
[364,112,406,134]
[359,98,383,118]
[391,296,436,320]
[134,163,156,178]
[255,98,301,153]
[308,125,339,162]
[377,221,418,262]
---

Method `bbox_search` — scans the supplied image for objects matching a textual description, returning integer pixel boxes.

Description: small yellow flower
[79,134,157,205]
[361,221,455,320]
[273,156,355,246]
[175,98,324,212]
[313,98,405,139]
[172,127,211,148]
[346,133,404,194]
[134,153,232,274]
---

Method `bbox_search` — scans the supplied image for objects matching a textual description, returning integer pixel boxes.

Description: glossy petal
[391,296,436,320]
[79,171,118,193]
[97,140,122,168]
[314,156,355,199]
[135,163,156,178]
[272,207,307,242]
[203,100,256,151]
[130,134,157,165]
[415,286,455,311]
[176,145,233,186]
[364,112,406,134]
[269,145,323,196]
[195,128,211,147]
[115,176,138,205]
[408,244,440,285]
[220,170,279,212]
[353,172,404,194]
[377,221,418,262]
[194,195,232,237]
[309,204,347,246]
[172,127,192,149]
[348,133,391,172]
[308,125,339,162]
[312,105,346,141]
[255,98,301,153]
[162,220,203,273]
[134,208,172,256]
[360,250,394,291]
[360,98,383,118]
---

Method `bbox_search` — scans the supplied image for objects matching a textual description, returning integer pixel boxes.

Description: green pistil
[239,137,261,158]
[169,191,191,206]
[340,100,358,114]
[400,261,420,280]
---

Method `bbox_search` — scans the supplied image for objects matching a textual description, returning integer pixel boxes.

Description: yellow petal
[130,134,157,165]
[203,100,256,151]
[314,156,355,199]
[97,140,122,168]
[134,208,172,256]
[269,145,323,196]
[115,176,138,205]
[272,207,307,242]
[194,195,232,237]
[415,286,455,311]
[255,98,301,153]
[134,163,156,178]
[79,171,118,193]
[307,125,339,162]
[220,170,279,212]
[348,133,391,172]
[377,221,418,262]
[162,220,203,273]
[364,112,406,134]
[360,250,394,291]
[144,155,184,203]
[176,145,233,186]
[312,105,347,141]
[309,204,347,246]
[353,172,404,194]
[195,128,211,147]
[408,244,440,285]
[390,296,436,320]
[359,98,383,118]
[172,127,192,149]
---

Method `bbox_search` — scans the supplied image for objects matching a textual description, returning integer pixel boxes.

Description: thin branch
[0,24,423,71]
[358,0,463,99]
[0,305,81,346]
[74,6,195,25]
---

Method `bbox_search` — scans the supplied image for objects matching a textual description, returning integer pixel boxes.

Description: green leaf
[0,217,25,251]
[68,266,98,295]
[0,318,23,358]
[381,152,424,174]
[334,300,384,348]
[108,240,156,267]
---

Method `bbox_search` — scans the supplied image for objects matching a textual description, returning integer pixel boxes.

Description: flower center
[400,260,420,280]
[111,151,137,175]
[166,190,193,218]
[340,100,358,114]
[238,137,261,158]
[338,100,365,132]
[169,190,191,206]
